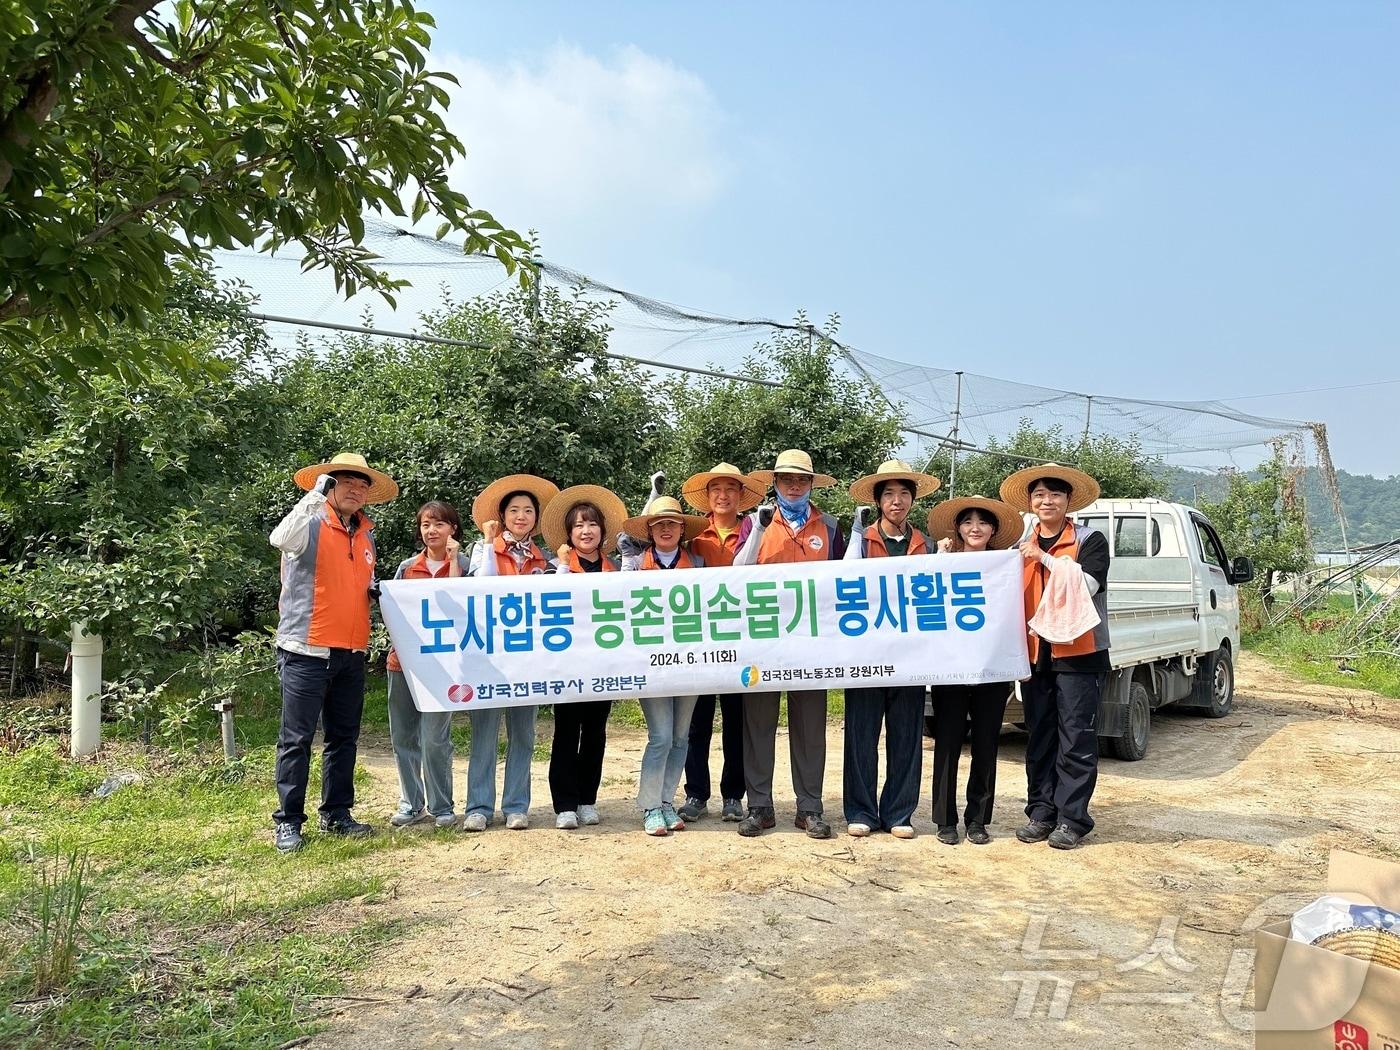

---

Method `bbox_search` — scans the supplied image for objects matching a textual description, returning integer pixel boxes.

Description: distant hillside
[1164,466,1400,549]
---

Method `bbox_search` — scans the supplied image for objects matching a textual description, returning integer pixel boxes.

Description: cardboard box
[1255,850,1400,1049]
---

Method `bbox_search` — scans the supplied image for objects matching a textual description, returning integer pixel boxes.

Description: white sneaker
[434,813,458,829]
[556,811,579,830]
[462,813,488,833]
[578,805,601,826]
[389,809,430,828]
[847,822,872,838]
[891,825,916,840]
[505,812,529,831]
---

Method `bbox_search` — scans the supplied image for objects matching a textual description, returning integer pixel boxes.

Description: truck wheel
[1108,679,1151,761]
[1202,648,1234,718]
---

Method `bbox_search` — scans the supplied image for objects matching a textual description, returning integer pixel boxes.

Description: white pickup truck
[927,499,1255,761]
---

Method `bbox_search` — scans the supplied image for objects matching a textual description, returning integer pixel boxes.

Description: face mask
[776,490,811,526]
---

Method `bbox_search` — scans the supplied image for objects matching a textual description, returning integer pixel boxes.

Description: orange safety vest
[566,548,618,573]
[1022,524,1098,662]
[386,550,466,672]
[492,535,552,576]
[640,545,701,571]
[277,509,376,651]
[863,524,929,558]
[690,514,747,567]
[757,507,839,564]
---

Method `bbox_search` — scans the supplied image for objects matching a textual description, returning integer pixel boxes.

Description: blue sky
[416,2,1398,476]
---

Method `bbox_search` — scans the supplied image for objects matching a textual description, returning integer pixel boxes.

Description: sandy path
[313,653,1400,1049]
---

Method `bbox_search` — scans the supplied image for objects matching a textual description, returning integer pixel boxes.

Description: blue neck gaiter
[776,491,811,528]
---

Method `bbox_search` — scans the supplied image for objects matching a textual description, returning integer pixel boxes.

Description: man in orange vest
[269,453,399,853]
[999,463,1109,851]
[733,450,846,838]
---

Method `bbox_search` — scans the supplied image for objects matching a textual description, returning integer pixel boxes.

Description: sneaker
[462,812,488,833]
[578,804,601,826]
[273,822,304,853]
[661,803,686,831]
[434,813,459,829]
[966,825,991,845]
[936,826,960,845]
[1048,824,1084,850]
[319,813,373,838]
[389,809,431,828]
[678,796,706,822]
[643,808,670,836]
[847,822,872,838]
[1015,819,1056,844]
[505,812,529,831]
[721,798,744,822]
[556,811,579,830]
[795,811,833,839]
[737,806,776,837]
[890,825,916,840]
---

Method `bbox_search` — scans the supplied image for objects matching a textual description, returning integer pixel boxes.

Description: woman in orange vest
[541,484,628,830]
[462,473,560,833]
[841,459,941,840]
[998,463,1108,851]
[620,496,709,836]
[927,495,1026,845]
[733,449,846,839]
[385,500,471,831]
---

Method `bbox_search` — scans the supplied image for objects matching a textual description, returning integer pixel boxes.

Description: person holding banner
[385,501,470,830]
[620,496,709,835]
[998,464,1108,851]
[542,485,628,830]
[733,449,846,839]
[676,463,763,826]
[462,474,560,832]
[928,496,1026,845]
[841,459,941,840]
[269,452,398,853]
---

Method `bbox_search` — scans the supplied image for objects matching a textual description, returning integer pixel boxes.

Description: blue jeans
[386,670,456,818]
[842,685,924,830]
[638,696,698,812]
[466,704,537,818]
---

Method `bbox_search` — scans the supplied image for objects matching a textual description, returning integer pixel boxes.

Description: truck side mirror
[1229,556,1255,584]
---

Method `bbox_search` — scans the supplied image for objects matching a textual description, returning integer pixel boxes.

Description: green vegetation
[1243,595,1400,699]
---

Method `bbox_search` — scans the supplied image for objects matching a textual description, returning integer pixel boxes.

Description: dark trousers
[548,700,612,813]
[1023,670,1102,835]
[273,647,367,826]
[742,690,827,813]
[842,685,924,830]
[683,693,745,803]
[931,682,1010,829]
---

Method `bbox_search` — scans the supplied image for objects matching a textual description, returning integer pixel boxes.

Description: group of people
[268,448,1110,857]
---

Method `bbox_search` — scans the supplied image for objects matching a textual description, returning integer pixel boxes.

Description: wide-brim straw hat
[471,474,560,535]
[293,452,399,505]
[999,462,1102,514]
[622,496,710,542]
[1311,927,1400,972]
[681,463,765,513]
[541,484,628,554]
[928,496,1027,551]
[749,449,837,489]
[849,459,941,504]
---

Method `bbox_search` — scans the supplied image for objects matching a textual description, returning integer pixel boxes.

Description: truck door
[1188,512,1235,651]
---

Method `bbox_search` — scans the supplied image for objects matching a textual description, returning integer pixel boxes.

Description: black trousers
[273,647,367,826]
[548,700,612,813]
[1023,670,1102,835]
[683,693,745,803]
[931,682,1010,829]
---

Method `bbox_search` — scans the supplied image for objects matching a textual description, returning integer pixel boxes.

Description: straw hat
[541,484,628,554]
[928,496,1027,551]
[622,496,710,542]
[471,474,560,535]
[749,449,837,489]
[849,459,941,505]
[999,462,1102,514]
[1311,927,1400,972]
[681,463,765,513]
[293,452,399,505]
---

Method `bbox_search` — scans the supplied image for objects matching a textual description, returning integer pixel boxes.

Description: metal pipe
[70,621,103,758]
[949,371,964,496]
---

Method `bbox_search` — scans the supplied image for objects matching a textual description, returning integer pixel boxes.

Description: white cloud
[435,44,731,242]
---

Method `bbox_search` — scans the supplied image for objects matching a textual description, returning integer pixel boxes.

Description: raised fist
[314,474,337,496]
[757,504,774,529]
[483,520,502,543]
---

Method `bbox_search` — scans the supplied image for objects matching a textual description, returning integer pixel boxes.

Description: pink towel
[1029,557,1101,643]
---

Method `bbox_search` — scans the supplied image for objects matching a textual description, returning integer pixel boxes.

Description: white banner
[380,550,1030,712]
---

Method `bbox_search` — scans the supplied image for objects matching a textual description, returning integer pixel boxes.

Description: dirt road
[313,654,1400,1049]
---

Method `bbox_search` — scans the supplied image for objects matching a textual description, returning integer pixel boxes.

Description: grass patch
[1244,596,1400,699]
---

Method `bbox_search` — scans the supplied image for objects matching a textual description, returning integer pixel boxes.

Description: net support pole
[70,621,103,758]
[1079,395,1094,462]
[948,371,964,497]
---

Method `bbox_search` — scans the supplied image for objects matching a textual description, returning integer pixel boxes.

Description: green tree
[0,0,528,393]
[657,316,905,521]
[927,419,1165,503]
[1199,446,1312,605]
